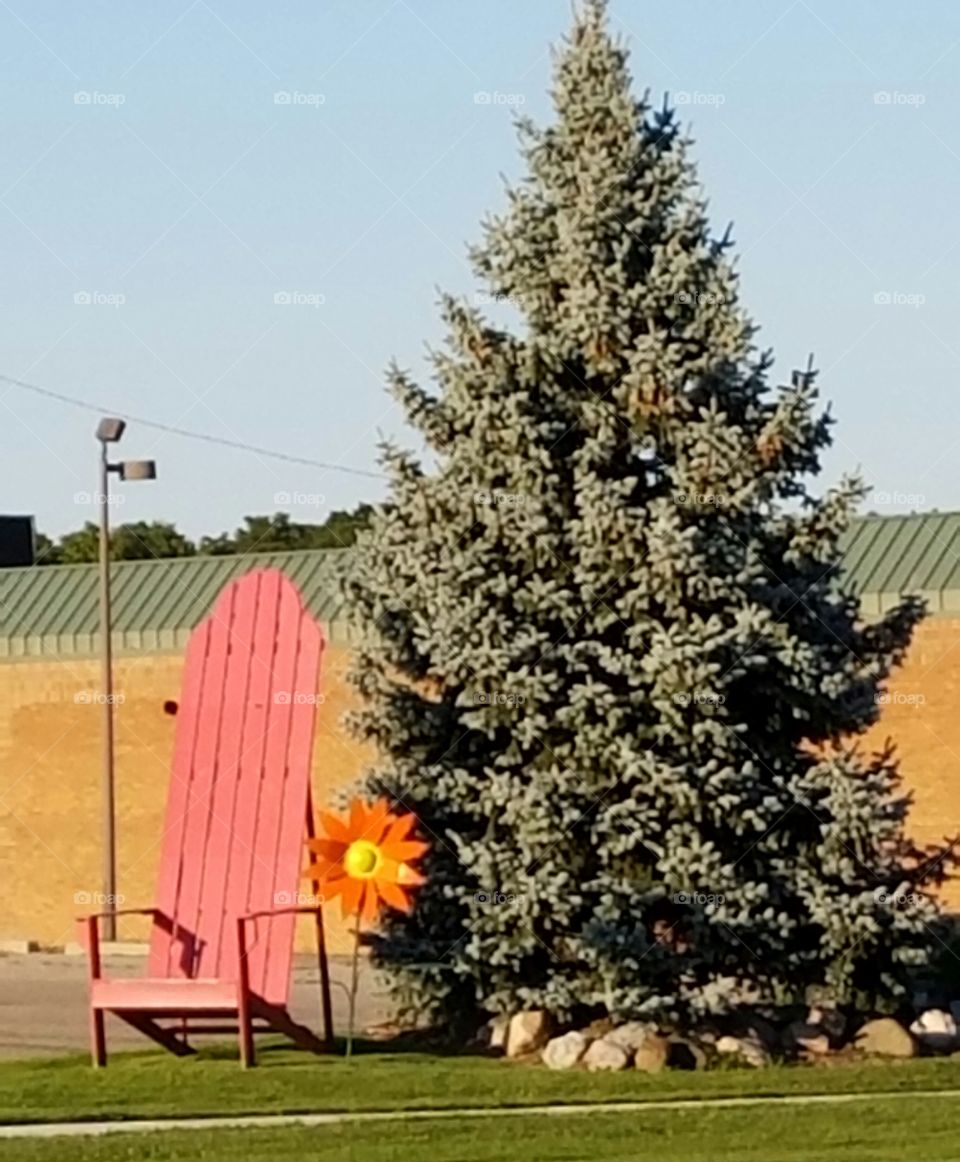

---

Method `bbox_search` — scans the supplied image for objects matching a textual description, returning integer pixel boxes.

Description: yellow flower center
[344,839,382,879]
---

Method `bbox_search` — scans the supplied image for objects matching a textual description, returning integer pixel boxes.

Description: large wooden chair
[81,568,333,1067]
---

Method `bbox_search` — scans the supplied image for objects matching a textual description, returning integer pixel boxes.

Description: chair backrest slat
[147,570,324,1004]
[255,582,322,1002]
[148,615,215,979]
[196,574,261,982]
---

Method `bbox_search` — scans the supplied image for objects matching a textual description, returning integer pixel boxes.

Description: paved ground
[4,1089,960,1139]
[0,952,392,1060]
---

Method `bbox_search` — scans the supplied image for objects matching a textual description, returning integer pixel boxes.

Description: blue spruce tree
[346,0,949,1031]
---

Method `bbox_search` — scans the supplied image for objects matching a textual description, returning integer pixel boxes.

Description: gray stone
[855,1017,917,1058]
[741,1015,779,1051]
[807,1005,846,1043]
[910,1009,957,1054]
[505,1010,551,1058]
[487,1014,510,1051]
[785,1021,831,1056]
[715,1034,770,1068]
[797,1032,830,1058]
[633,1034,670,1073]
[581,1017,615,1041]
[583,1038,630,1071]
[603,1021,658,1054]
[542,1031,589,1070]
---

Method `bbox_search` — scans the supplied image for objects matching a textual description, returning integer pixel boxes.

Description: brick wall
[0,644,371,954]
[862,618,960,908]
[2,619,959,953]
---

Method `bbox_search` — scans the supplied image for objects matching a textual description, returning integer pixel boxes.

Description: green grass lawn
[5,1098,960,1161]
[3,1041,960,1126]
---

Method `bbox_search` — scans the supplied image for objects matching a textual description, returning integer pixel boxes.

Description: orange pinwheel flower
[305,798,429,925]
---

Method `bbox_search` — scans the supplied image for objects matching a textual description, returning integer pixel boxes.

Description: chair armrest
[238,905,323,924]
[79,909,157,981]
[235,906,327,996]
[80,908,158,922]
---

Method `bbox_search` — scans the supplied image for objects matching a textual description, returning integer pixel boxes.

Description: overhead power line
[0,371,387,481]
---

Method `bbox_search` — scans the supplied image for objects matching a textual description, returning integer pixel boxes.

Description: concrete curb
[0,941,150,957]
[3,1087,960,1139]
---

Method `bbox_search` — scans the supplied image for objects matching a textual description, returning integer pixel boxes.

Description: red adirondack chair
[81,569,334,1067]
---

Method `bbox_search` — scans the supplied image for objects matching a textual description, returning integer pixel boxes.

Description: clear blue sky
[2,0,957,537]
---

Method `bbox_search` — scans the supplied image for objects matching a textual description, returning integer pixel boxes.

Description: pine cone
[467,334,493,364]
[757,430,784,465]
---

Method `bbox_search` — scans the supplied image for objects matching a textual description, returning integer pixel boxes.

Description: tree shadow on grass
[247,1030,494,1065]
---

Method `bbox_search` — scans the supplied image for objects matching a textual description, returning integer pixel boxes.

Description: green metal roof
[839,511,960,617]
[0,550,353,658]
[0,512,957,659]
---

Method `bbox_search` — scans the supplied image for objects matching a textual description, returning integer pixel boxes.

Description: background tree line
[34,504,372,564]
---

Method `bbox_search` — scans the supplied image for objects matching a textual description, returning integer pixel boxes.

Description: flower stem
[345,914,362,1059]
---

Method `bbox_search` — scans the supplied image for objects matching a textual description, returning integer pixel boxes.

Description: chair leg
[90,1008,106,1068]
[238,987,255,1068]
[236,916,256,1068]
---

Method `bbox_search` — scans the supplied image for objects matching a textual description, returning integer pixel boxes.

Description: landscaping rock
[741,1015,779,1052]
[667,1035,707,1070]
[785,1021,831,1057]
[543,1031,589,1070]
[909,1009,957,1054]
[487,1014,510,1051]
[506,1011,551,1058]
[715,1034,770,1068]
[854,1018,917,1058]
[583,1038,630,1071]
[633,1034,670,1073]
[581,1016,615,1042]
[603,1021,658,1055]
[807,1005,846,1044]
[798,1034,830,1058]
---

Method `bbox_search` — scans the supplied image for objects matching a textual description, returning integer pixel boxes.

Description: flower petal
[349,799,367,834]
[376,877,413,914]
[340,876,364,918]
[319,873,347,901]
[382,813,416,845]
[319,810,351,843]
[380,838,430,862]
[361,883,382,924]
[376,857,426,889]
[303,860,333,883]
[397,862,426,887]
[361,798,392,845]
[374,856,403,884]
[307,838,347,862]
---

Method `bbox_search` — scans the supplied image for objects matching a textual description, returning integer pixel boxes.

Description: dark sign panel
[0,516,36,567]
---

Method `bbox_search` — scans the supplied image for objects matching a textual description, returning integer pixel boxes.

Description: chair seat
[91,977,239,1012]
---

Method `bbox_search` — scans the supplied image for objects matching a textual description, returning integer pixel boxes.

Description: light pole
[96,418,156,942]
